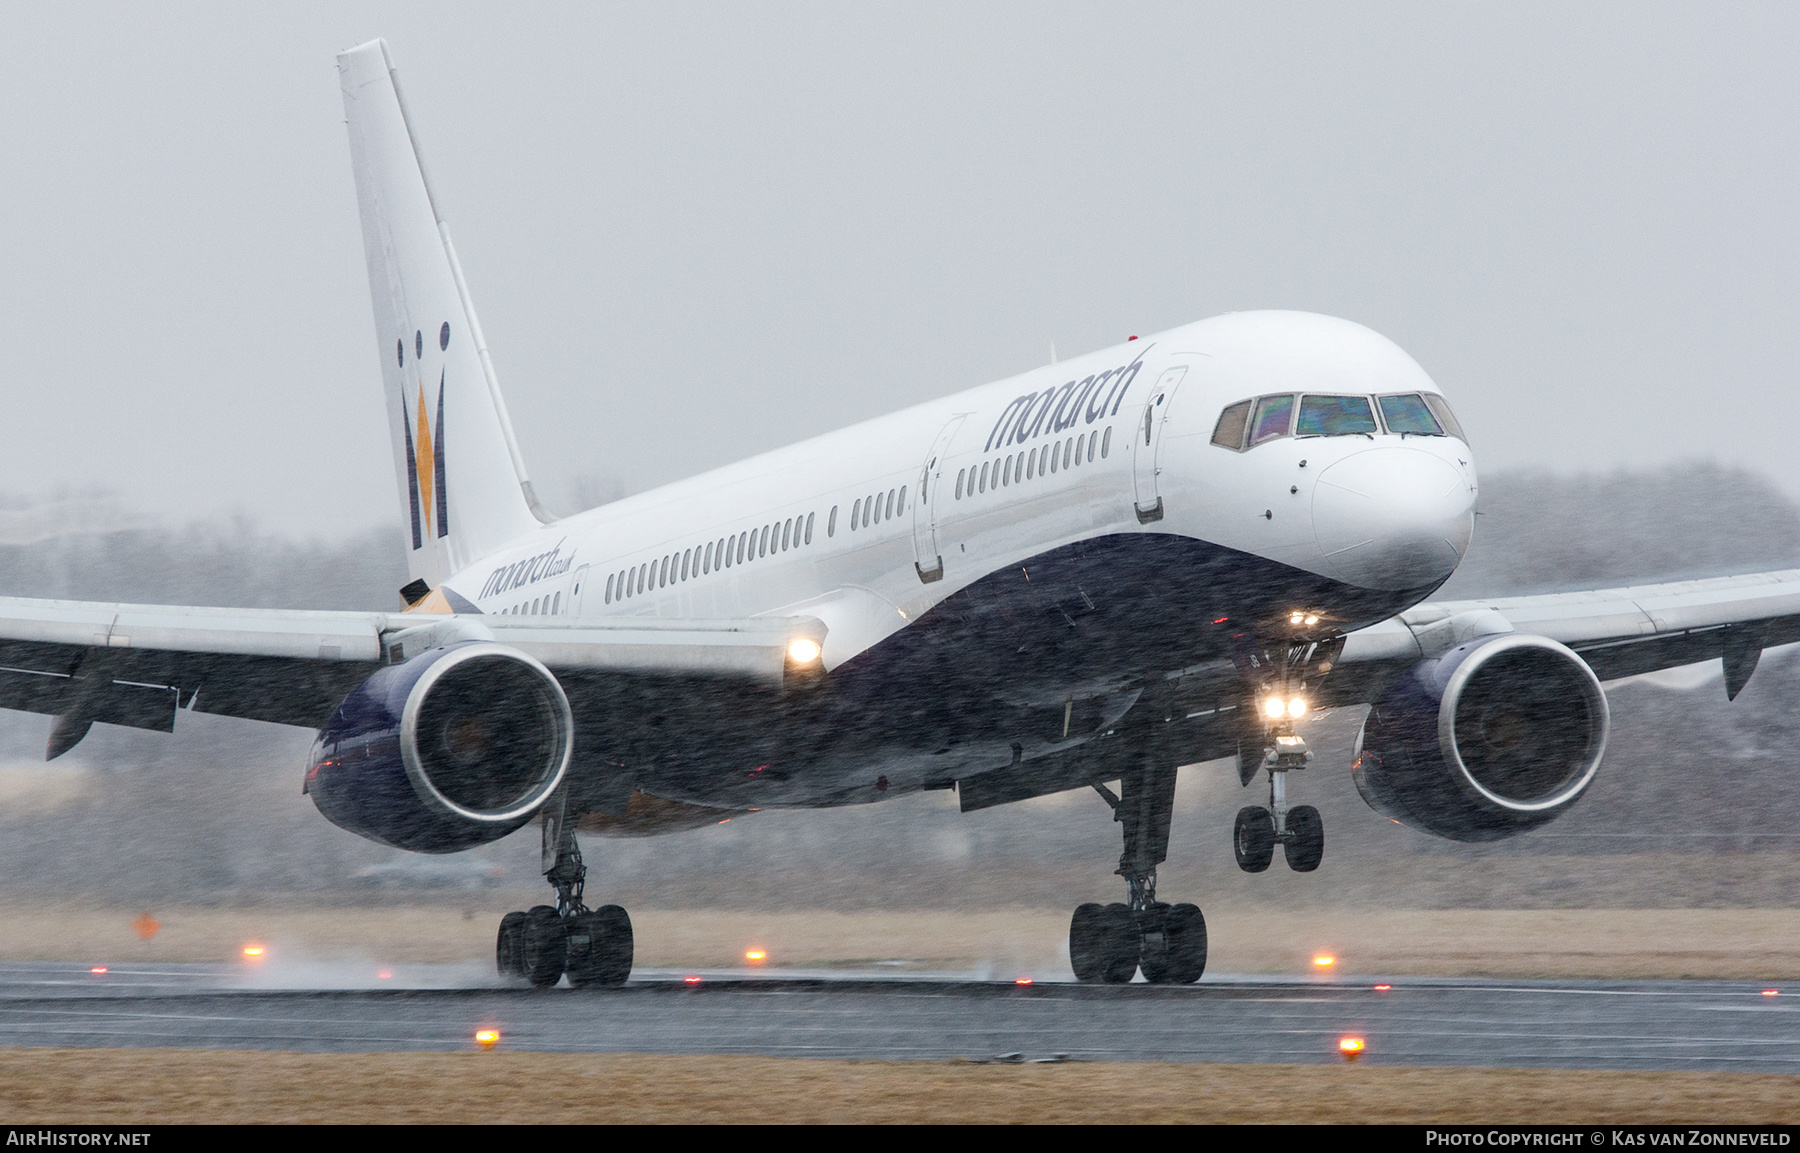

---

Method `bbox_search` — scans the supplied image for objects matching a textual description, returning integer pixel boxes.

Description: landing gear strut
[1069,748,1208,985]
[496,795,633,988]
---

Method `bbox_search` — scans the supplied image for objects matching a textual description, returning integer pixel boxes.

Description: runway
[1,962,1797,1071]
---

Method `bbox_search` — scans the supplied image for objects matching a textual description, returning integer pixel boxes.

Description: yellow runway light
[1313,955,1335,969]
[475,1029,500,1050]
[242,944,266,960]
[1339,1036,1365,1061]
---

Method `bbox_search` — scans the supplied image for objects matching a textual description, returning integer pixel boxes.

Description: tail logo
[401,371,448,550]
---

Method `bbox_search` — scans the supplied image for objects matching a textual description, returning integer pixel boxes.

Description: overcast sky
[0,3,1793,539]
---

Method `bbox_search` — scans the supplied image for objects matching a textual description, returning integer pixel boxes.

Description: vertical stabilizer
[338,39,549,590]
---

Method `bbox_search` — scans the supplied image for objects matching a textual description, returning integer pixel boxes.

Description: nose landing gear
[496,797,634,988]
[1231,631,1338,874]
[1234,741,1325,873]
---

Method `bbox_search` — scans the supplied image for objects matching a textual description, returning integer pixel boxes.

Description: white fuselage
[447,310,1478,679]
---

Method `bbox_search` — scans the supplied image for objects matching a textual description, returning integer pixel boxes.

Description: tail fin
[338,39,550,589]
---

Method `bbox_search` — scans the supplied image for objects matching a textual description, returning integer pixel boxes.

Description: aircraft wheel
[1096,903,1139,984]
[1069,903,1107,982]
[1234,806,1276,873]
[1070,902,1138,984]
[1156,903,1207,984]
[565,905,633,989]
[496,911,526,977]
[1284,805,1324,872]
[521,905,567,988]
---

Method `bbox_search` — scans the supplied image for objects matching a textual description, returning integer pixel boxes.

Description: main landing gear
[496,798,633,988]
[1069,755,1208,984]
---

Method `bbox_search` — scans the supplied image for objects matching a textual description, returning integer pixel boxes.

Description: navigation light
[787,638,822,664]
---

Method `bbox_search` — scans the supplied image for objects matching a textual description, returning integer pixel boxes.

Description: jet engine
[1351,632,1608,841]
[306,642,573,852]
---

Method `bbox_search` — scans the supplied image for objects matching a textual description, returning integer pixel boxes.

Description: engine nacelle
[1352,632,1608,842]
[306,642,573,852]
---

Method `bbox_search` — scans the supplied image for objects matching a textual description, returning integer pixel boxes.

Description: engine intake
[1352,632,1608,841]
[306,642,573,852]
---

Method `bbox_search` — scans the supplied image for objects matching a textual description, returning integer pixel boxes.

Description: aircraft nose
[1311,447,1474,591]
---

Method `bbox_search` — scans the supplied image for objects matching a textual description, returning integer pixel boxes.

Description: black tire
[1069,902,1107,982]
[1161,903,1207,984]
[1096,903,1138,984]
[565,905,634,989]
[1285,804,1324,872]
[521,905,567,988]
[1234,806,1275,873]
[496,910,526,977]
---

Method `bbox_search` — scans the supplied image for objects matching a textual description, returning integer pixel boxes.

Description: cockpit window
[1377,394,1442,435]
[1211,400,1252,450]
[1247,394,1295,447]
[1421,394,1466,441]
[1297,394,1378,437]
[1212,390,1468,451]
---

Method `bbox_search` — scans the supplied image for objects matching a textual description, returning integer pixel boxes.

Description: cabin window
[886,489,896,520]
[605,574,614,604]
[828,506,837,537]
[782,518,792,551]
[738,531,748,563]
[1101,427,1112,458]
[681,548,691,580]
[1211,399,1253,450]
[806,511,815,544]
[979,461,989,492]
[896,486,906,516]
[863,498,873,529]
[660,556,670,587]
[1003,456,1013,486]
[761,525,771,556]
[554,592,561,614]
[1048,443,1059,474]
[956,468,966,499]
[1296,394,1378,437]
[851,498,860,530]
[703,541,713,574]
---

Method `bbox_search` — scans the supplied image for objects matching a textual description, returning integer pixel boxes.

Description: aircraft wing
[1334,568,1800,700]
[0,596,823,749]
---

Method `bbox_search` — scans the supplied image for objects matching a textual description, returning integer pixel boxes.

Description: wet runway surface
[2,962,1797,1071]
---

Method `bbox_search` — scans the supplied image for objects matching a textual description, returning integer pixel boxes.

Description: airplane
[3,38,1797,989]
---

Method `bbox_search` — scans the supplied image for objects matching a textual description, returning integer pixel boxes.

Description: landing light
[1262,698,1285,720]
[1287,698,1308,719]
[787,638,822,665]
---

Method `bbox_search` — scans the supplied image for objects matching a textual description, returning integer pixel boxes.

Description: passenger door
[912,414,968,583]
[1133,366,1189,523]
